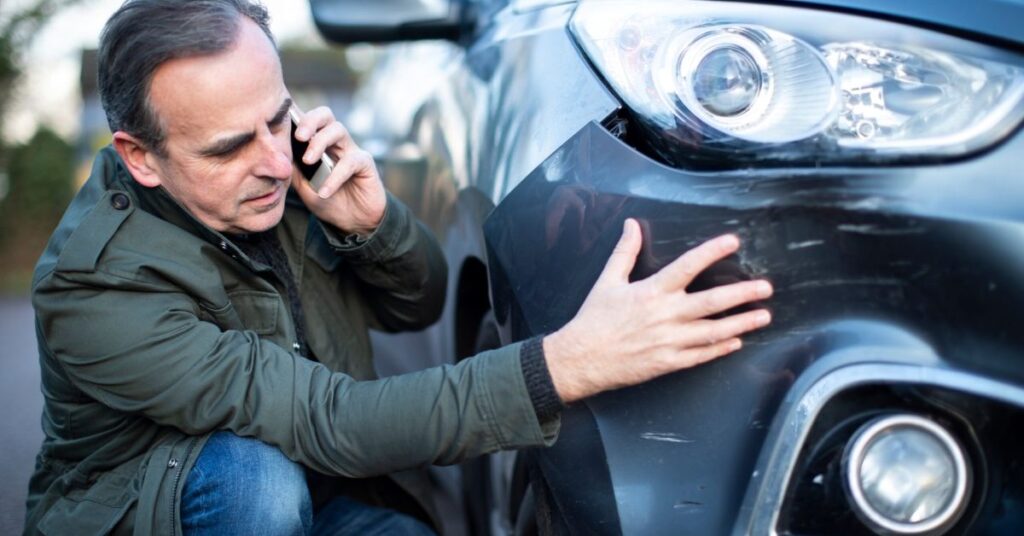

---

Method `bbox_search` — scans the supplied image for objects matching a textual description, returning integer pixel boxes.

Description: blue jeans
[180,432,436,535]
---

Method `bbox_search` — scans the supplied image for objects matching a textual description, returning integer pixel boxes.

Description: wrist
[542,326,591,403]
[324,206,385,238]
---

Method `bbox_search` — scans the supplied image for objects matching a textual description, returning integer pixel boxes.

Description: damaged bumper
[483,121,1024,534]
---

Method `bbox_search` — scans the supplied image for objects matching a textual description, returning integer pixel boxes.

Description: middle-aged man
[25,1,775,534]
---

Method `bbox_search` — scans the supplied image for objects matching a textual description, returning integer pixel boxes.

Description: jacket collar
[100,145,277,274]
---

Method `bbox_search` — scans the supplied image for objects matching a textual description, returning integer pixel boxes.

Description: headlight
[570,0,1024,165]
[656,24,838,144]
[843,414,971,534]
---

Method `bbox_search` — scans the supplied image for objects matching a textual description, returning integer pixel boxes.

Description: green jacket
[25,147,558,535]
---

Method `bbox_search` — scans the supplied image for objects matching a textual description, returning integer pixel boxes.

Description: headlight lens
[843,414,970,534]
[655,24,838,144]
[570,0,1024,165]
[692,46,761,117]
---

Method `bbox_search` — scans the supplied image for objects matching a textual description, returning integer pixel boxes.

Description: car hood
[754,0,1024,47]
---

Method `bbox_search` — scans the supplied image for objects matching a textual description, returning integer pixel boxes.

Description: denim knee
[180,431,312,536]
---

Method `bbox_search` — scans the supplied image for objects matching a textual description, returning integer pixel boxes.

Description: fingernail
[296,128,310,140]
[755,310,772,326]
[756,280,773,298]
[730,339,742,351]
[720,234,740,250]
[622,219,633,238]
[317,188,329,199]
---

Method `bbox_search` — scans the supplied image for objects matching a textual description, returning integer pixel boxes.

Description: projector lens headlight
[570,0,1024,165]
[843,415,970,534]
[692,45,761,117]
[655,25,838,143]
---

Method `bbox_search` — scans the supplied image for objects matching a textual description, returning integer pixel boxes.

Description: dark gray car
[309,1,1024,534]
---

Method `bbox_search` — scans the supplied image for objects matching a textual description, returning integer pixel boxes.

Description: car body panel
[752,0,1024,47]
[484,121,1024,533]
[318,0,1024,533]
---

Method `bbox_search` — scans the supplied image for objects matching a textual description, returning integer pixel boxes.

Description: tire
[462,312,509,536]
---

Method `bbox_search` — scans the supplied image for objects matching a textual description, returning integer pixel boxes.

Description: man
[25,0,774,534]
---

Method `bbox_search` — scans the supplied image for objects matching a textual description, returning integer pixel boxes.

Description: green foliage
[3,126,73,221]
[0,127,74,293]
[0,0,88,293]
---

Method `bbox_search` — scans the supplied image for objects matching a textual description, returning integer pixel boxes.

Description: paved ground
[0,296,43,535]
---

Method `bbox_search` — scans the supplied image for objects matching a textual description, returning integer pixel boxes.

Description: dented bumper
[484,121,1024,534]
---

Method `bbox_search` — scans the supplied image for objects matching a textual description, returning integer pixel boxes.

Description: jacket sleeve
[319,193,447,332]
[33,270,557,478]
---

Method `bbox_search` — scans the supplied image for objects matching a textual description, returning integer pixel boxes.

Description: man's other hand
[544,219,774,403]
[291,106,386,236]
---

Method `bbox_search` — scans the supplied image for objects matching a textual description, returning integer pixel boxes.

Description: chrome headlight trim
[570,0,1024,165]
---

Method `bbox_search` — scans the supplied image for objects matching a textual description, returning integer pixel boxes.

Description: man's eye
[211,146,241,158]
[271,114,289,131]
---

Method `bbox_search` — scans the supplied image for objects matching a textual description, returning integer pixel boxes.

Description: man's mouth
[246,183,283,206]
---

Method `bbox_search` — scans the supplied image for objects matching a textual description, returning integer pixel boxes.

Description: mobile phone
[289,106,334,191]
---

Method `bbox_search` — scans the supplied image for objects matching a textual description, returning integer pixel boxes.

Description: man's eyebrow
[197,98,293,157]
[270,98,292,126]
[198,131,255,157]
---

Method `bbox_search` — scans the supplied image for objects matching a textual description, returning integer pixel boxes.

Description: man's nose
[254,131,293,181]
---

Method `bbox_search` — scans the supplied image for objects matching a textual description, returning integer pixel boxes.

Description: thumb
[595,218,642,288]
[291,170,321,205]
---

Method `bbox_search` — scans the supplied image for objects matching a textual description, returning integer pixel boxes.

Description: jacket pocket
[37,474,137,536]
[196,300,243,331]
[226,290,282,335]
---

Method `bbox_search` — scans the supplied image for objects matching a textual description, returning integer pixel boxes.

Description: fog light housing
[843,414,970,534]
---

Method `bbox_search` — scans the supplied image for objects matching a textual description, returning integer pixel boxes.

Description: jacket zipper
[169,437,200,535]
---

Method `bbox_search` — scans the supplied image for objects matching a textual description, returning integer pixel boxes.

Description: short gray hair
[98,0,276,156]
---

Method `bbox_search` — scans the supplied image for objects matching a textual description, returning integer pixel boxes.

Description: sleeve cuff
[476,342,561,450]
[519,335,565,423]
[320,192,406,264]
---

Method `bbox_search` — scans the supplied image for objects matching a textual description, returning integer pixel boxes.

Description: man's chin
[231,203,287,234]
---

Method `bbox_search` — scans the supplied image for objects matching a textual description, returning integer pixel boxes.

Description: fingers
[302,121,350,165]
[654,310,770,373]
[679,338,744,368]
[677,309,772,348]
[653,234,740,291]
[678,279,773,320]
[292,106,369,199]
[293,106,342,142]
[314,149,376,199]
[594,219,642,289]
[292,105,354,165]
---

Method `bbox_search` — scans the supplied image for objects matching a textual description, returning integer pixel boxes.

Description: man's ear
[112,131,164,188]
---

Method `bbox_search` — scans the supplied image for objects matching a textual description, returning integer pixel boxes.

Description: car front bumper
[483,120,1024,535]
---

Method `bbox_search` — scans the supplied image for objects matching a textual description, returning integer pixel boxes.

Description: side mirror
[309,0,466,43]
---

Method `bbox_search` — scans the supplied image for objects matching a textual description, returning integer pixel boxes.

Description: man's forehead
[146,19,285,143]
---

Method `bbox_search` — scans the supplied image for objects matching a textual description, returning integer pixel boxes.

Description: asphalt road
[0,296,43,535]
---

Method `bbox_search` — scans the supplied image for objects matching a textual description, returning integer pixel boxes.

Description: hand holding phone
[289,105,334,192]
[288,103,386,235]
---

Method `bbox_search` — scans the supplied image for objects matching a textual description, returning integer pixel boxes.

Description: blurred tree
[0,1,86,292]
[3,126,74,220]
[0,126,74,292]
[0,0,88,131]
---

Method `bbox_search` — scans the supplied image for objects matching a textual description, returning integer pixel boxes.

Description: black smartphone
[289,105,334,191]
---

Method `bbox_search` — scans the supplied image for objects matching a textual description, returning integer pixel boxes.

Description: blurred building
[77,47,358,185]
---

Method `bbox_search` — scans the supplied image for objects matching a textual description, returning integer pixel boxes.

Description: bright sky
[0,0,323,144]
